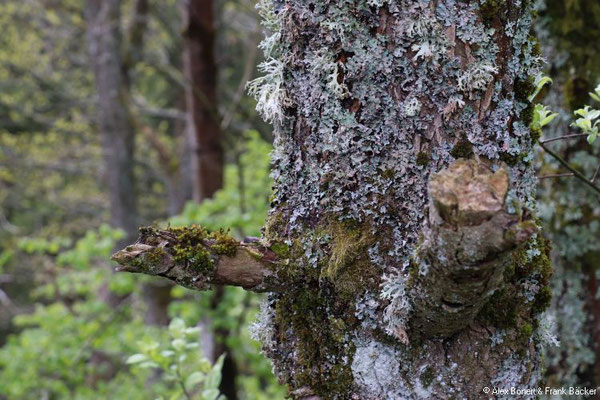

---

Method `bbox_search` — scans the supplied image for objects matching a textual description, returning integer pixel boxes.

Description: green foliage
[571,88,600,143]
[532,104,559,129]
[127,318,225,400]
[169,130,272,238]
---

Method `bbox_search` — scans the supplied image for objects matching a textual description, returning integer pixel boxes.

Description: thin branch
[220,33,260,131]
[538,173,574,179]
[133,95,187,121]
[592,163,600,183]
[539,133,589,144]
[539,142,600,196]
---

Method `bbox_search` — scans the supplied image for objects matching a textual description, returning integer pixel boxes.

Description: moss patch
[450,136,473,159]
[166,225,239,275]
[416,151,429,167]
[477,226,553,346]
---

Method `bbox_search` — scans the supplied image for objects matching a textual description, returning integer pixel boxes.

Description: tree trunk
[86,0,175,324]
[85,0,138,249]
[182,0,223,201]
[115,1,551,398]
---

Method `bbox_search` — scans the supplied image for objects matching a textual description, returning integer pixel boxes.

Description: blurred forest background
[0,0,599,399]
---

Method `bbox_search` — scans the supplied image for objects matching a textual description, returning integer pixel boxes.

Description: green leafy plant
[532,104,559,129]
[572,106,600,144]
[127,318,225,400]
[532,80,600,196]
[529,74,554,102]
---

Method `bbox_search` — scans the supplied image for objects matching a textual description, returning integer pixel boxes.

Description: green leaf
[126,354,148,364]
[201,388,221,400]
[171,338,186,351]
[185,371,205,390]
[540,113,558,127]
[160,350,175,358]
[138,361,160,369]
[205,354,225,389]
[588,133,597,144]
[529,74,553,102]
[169,318,186,338]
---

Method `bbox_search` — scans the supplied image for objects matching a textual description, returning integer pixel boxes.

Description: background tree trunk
[86,0,175,325]
[85,0,138,249]
[116,1,552,398]
[181,2,237,398]
[183,0,223,201]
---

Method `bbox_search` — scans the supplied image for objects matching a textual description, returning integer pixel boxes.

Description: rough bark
[114,1,551,398]
[182,0,223,201]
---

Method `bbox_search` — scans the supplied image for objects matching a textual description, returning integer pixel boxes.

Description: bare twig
[220,33,260,131]
[592,163,600,183]
[539,142,600,196]
[538,173,574,179]
[539,133,588,144]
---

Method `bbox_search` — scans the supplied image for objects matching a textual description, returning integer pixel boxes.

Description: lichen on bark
[113,1,553,398]
[249,0,549,398]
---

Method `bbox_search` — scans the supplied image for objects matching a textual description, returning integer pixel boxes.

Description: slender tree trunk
[182,0,223,201]
[115,1,550,398]
[85,0,138,249]
[86,0,174,325]
[181,2,237,397]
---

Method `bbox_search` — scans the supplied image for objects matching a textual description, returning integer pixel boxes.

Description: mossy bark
[254,1,547,398]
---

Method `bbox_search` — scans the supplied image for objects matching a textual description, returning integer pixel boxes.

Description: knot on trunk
[403,159,537,338]
[430,158,508,226]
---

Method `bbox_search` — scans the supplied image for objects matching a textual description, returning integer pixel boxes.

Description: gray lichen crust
[250,0,548,398]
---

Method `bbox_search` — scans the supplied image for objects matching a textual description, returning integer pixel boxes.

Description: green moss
[145,247,167,269]
[520,103,534,127]
[499,151,522,166]
[323,219,368,278]
[530,125,543,143]
[479,0,506,25]
[450,136,473,159]
[532,286,552,314]
[512,233,553,285]
[520,322,533,340]
[416,151,429,167]
[479,226,553,347]
[479,288,519,329]
[169,225,214,275]
[270,242,291,259]
[263,210,286,242]
[208,229,238,256]
[274,287,356,396]
[514,76,536,103]
[420,366,435,388]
